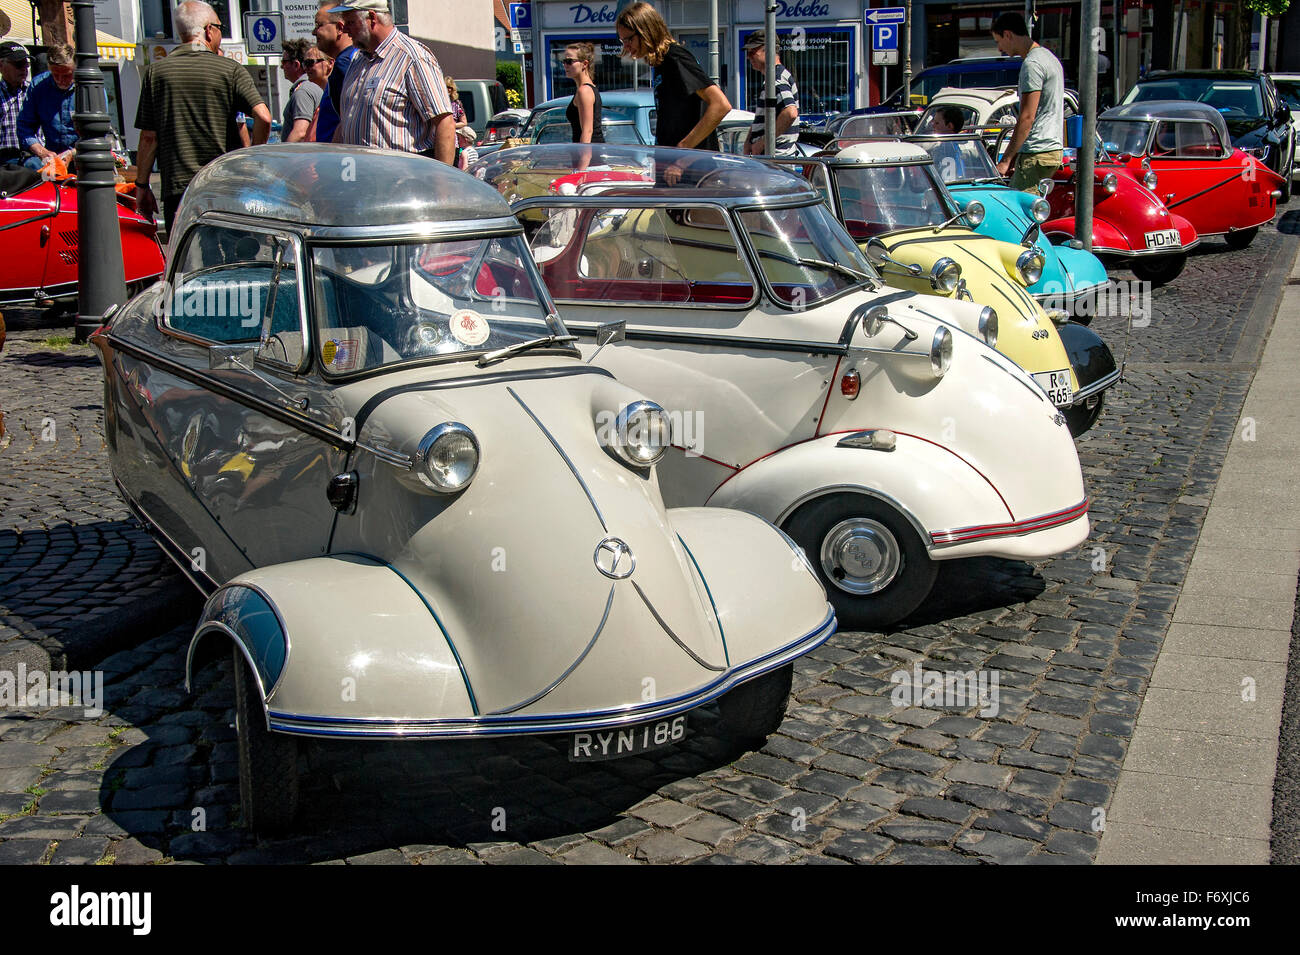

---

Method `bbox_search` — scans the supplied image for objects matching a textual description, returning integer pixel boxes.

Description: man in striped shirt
[742,31,800,157]
[331,0,455,163]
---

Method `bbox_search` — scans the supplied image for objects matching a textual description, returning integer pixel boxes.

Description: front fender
[1057,321,1119,399]
[705,431,1011,559]
[1044,215,1133,254]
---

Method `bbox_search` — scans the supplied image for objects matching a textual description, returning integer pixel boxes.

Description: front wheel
[233,648,300,835]
[1225,227,1258,250]
[1062,392,1105,438]
[717,664,793,744]
[1130,252,1186,285]
[784,493,937,631]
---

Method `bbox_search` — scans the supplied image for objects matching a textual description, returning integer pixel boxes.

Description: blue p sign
[873,24,897,50]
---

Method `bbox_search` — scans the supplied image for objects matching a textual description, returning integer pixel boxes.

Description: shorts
[1010,150,1063,193]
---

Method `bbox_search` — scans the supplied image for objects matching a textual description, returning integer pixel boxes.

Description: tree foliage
[1245,0,1289,16]
[497,61,524,95]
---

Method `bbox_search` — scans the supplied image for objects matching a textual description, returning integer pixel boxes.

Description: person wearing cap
[17,44,77,172]
[134,0,272,233]
[332,0,455,163]
[742,31,799,157]
[312,2,356,145]
[0,41,32,167]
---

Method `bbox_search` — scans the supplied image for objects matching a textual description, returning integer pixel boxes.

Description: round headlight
[1142,168,1158,190]
[930,256,961,294]
[1016,248,1045,286]
[964,200,985,227]
[1101,172,1118,194]
[611,400,672,468]
[930,325,953,378]
[978,306,998,347]
[1030,197,1050,223]
[415,422,480,493]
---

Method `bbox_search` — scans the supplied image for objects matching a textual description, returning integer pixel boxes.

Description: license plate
[1144,228,1180,250]
[569,715,687,761]
[1033,368,1074,406]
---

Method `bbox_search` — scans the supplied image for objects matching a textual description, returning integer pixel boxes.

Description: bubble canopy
[171,144,521,241]
[470,143,821,205]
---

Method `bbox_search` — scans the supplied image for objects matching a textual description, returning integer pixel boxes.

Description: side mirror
[595,321,626,347]
[1037,178,1053,197]
[862,305,888,337]
[1276,104,1292,126]
[209,343,258,371]
[864,238,889,267]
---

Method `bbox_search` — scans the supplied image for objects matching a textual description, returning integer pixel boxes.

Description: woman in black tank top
[562,43,604,143]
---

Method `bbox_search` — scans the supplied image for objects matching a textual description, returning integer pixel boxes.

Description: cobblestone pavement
[0,225,1295,864]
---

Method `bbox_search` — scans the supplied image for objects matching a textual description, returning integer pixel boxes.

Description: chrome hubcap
[819,518,901,595]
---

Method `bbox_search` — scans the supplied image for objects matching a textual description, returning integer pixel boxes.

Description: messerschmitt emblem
[594,536,636,579]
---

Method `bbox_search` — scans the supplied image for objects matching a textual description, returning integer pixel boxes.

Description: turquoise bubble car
[908,133,1111,318]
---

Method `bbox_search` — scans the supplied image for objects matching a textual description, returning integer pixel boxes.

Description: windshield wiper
[762,250,877,285]
[476,333,579,367]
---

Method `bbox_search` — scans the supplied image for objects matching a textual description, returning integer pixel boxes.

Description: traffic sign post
[243,12,283,56]
[864,5,908,101]
[863,6,905,26]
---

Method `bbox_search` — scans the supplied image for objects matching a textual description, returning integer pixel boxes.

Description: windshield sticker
[322,338,359,371]
[450,310,490,347]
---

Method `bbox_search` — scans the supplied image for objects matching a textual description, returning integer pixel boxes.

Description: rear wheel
[1225,227,1259,250]
[233,648,300,835]
[1130,252,1186,286]
[717,663,793,744]
[784,493,937,631]
[1062,392,1105,438]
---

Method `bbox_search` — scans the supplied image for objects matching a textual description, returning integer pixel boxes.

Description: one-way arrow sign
[864,7,906,25]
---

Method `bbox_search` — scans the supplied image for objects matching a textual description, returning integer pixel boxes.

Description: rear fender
[185,555,474,722]
[705,432,1011,557]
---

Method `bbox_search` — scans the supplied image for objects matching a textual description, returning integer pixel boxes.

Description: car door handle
[40,224,50,247]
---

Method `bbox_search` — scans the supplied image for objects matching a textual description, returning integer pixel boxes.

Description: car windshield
[1126,77,1264,116]
[830,163,954,238]
[1097,119,1153,156]
[910,137,999,182]
[736,202,879,307]
[835,113,915,140]
[916,104,981,133]
[309,235,563,375]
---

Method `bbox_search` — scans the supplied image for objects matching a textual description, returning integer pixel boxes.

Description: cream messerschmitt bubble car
[473,145,1090,631]
[90,146,835,833]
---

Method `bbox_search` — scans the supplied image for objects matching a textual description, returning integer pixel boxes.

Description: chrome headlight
[978,306,998,347]
[930,325,953,378]
[1101,172,1118,194]
[963,200,985,227]
[609,400,671,468]
[415,422,480,493]
[1030,197,1050,223]
[1142,168,1158,190]
[1015,248,1045,286]
[929,257,961,294]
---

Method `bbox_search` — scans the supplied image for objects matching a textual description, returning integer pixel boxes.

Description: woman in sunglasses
[562,43,603,144]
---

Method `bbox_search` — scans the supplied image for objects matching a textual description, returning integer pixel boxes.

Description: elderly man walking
[331,0,455,163]
[134,0,272,233]
[991,10,1064,194]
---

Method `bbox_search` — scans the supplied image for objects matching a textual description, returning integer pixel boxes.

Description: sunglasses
[561,57,585,65]
[205,22,222,32]
[303,58,329,67]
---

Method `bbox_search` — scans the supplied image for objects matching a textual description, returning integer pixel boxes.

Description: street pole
[1078,0,1099,253]
[70,0,126,343]
[709,0,719,87]
[765,3,776,156]
[902,0,911,107]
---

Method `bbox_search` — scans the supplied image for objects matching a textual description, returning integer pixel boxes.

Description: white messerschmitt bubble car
[89,145,835,833]
[473,144,1091,632]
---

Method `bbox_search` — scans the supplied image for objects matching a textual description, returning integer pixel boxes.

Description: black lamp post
[71,0,126,342]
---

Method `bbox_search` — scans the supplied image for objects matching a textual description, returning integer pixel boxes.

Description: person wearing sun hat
[330,0,455,163]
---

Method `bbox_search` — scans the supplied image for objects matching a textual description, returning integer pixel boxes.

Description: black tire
[1130,252,1186,286]
[1225,227,1259,250]
[1062,392,1104,438]
[784,493,937,631]
[717,663,793,744]
[233,647,300,835]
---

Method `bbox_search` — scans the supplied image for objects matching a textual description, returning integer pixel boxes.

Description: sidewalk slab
[1107,771,1274,840]
[1122,727,1277,785]
[1135,687,1283,738]
[1161,623,1293,662]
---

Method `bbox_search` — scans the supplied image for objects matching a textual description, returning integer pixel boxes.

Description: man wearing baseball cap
[0,41,32,167]
[742,31,800,157]
[330,0,455,163]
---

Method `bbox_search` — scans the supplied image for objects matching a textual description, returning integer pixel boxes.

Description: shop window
[740,28,853,117]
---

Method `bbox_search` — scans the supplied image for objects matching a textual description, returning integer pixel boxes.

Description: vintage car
[1096,101,1286,250]
[475,145,1091,629]
[0,166,163,311]
[1120,69,1294,197]
[91,146,836,832]
[765,142,1118,437]
[906,132,1110,316]
[829,111,919,143]
[918,85,1080,146]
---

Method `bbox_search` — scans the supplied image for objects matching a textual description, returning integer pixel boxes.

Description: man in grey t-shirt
[281,39,325,143]
[991,11,1063,193]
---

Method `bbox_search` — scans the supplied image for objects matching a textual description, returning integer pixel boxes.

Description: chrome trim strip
[675,534,730,667]
[1070,367,1122,404]
[304,218,525,241]
[265,608,836,739]
[631,580,726,672]
[507,385,608,532]
[930,499,1089,547]
[981,353,1049,403]
[564,321,849,356]
[360,442,413,469]
[114,478,221,596]
[487,583,616,715]
[218,580,294,703]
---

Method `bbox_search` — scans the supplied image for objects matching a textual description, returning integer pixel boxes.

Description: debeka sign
[775,0,831,16]
[569,3,618,24]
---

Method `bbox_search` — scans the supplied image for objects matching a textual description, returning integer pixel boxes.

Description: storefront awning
[0,0,136,60]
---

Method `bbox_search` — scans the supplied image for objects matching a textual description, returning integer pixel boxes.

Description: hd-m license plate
[1144,228,1180,250]
[570,715,687,761]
